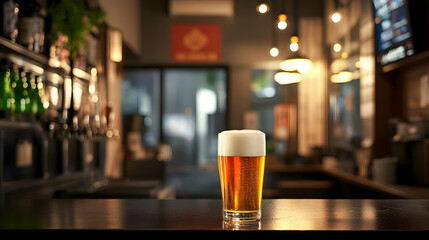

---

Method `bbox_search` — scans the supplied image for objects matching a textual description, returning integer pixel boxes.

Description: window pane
[122,69,161,147]
[163,68,227,167]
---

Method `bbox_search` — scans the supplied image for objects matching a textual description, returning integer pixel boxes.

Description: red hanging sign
[171,24,220,62]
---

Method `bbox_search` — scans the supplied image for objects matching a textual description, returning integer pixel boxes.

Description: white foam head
[218,130,266,156]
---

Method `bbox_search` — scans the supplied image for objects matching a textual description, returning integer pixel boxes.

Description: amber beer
[218,130,266,222]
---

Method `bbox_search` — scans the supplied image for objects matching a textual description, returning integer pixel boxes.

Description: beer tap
[81,112,92,140]
[70,115,80,140]
[104,105,119,140]
[56,109,70,140]
[100,113,107,139]
[91,114,101,141]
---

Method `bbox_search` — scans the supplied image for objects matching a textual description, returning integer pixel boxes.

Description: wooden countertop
[1,199,429,235]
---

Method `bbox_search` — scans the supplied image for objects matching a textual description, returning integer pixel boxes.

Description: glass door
[162,68,227,167]
[122,66,227,197]
[122,67,228,167]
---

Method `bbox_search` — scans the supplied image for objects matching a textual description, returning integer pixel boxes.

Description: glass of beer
[218,130,266,223]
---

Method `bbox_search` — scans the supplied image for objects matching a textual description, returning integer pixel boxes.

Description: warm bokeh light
[270,47,279,57]
[274,71,302,85]
[277,21,287,30]
[91,67,97,76]
[110,29,123,62]
[330,71,353,83]
[280,58,312,74]
[277,14,287,30]
[355,60,361,68]
[257,3,269,14]
[331,11,341,23]
[289,36,299,52]
[290,42,299,52]
[333,43,341,52]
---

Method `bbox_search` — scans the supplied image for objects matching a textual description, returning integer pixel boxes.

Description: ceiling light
[333,43,341,52]
[331,11,341,23]
[278,0,311,75]
[257,2,269,14]
[330,71,352,83]
[331,0,342,23]
[110,29,123,62]
[274,71,302,85]
[270,47,279,57]
[289,36,299,52]
[277,13,287,30]
[289,42,299,52]
[280,54,312,74]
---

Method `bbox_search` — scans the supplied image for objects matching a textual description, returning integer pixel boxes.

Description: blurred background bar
[1,0,429,203]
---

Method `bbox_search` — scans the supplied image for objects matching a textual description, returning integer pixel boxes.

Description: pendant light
[274,70,302,85]
[276,0,287,30]
[270,2,279,57]
[279,0,312,74]
[330,2,354,84]
[289,36,299,52]
[330,0,342,23]
[280,54,312,74]
[256,0,270,14]
[270,46,279,57]
[330,71,352,83]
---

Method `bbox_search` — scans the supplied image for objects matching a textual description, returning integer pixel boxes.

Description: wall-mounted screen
[372,0,415,65]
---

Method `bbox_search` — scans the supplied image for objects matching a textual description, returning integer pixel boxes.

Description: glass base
[223,219,261,230]
[223,210,261,222]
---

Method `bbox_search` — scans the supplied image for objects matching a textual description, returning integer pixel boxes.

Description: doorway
[122,66,228,198]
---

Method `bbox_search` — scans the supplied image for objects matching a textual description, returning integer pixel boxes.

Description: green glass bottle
[35,75,45,116]
[9,62,16,115]
[22,71,30,113]
[12,66,25,121]
[26,71,38,115]
[0,59,13,119]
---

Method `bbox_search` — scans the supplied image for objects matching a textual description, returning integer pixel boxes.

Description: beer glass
[218,130,266,222]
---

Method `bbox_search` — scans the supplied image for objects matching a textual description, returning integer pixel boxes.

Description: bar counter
[1,199,429,235]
